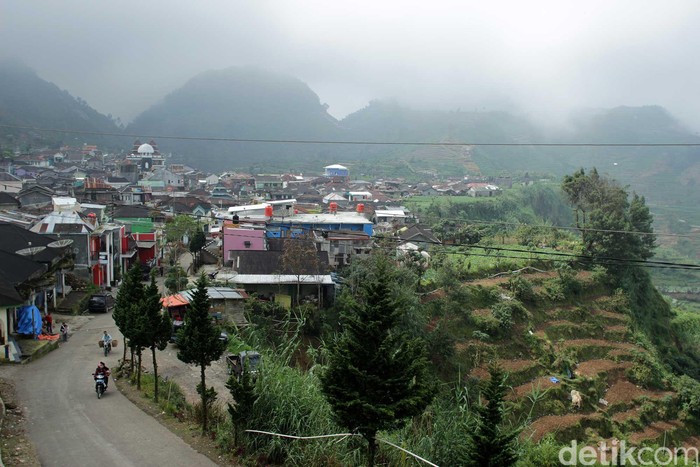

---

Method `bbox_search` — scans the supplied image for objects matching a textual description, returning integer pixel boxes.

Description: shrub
[491,303,515,332]
[556,263,582,296]
[674,375,700,418]
[627,352,665,389]
[507,275,537,304]
[518,435,565,467]
[541,281,566,302]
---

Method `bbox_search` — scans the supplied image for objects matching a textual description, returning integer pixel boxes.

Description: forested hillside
[126,67,343,172]
[0,59,122,151]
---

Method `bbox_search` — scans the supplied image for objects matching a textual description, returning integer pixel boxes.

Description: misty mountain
[0,59,122,151]
[127,67,343,171]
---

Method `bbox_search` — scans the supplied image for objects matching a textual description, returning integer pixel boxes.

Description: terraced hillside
[425,269,700,450]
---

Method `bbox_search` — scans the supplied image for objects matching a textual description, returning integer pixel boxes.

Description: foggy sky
[2,1,700,130]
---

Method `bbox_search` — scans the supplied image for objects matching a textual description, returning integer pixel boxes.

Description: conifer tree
[114,263,145,369]
[320,255,433,467]
[177,273,226,433]
[133,275,171,399]
[465,363,520,467]
[226,368,257,445]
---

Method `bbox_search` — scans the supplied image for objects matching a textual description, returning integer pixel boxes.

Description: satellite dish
[15,246,47,256]
[48,239,74,248]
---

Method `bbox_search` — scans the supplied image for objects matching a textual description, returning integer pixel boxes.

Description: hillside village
[0,140,513,361]
[3,140,700,466]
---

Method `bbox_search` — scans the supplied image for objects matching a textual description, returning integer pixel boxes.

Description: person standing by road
[45,312,54,334]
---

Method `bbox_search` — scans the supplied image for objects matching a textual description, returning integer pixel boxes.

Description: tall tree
[165,214,198,272]
[226,368,257,445]
[280,234,324,306]
[164,264,189,294]
[561,168,656,272]
[134,275,171,399]
[189,228,206,272]
[628,193,655,260]
[113,263,145,369]
[465,363,520,466]
[320,255,433,467]
[177,273,226,433]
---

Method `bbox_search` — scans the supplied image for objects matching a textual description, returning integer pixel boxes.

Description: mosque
[126,139,166,171]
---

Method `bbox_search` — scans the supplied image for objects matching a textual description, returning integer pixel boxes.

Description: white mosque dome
[137,143,155,154]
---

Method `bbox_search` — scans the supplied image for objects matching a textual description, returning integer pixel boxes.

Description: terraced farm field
[429,269,700,450]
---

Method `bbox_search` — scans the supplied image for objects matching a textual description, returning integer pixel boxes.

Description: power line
[3,123,700,148]
[401,213,700,239]
[198,220,700,270]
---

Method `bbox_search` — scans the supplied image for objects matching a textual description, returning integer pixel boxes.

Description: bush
[507,276,537,304]
[556,263,582,296]
[627,352,666,389]
[492,303,515,332]
[540,281,566,302]
[517,435,566,467]
[674,375,700,418]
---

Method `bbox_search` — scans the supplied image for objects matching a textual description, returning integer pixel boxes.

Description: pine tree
[226,368,257,445]
[134,275,171,400]
[113,263,145,369]
[465,363,520,467]
[320,255,433,467]
[177,273,226,433]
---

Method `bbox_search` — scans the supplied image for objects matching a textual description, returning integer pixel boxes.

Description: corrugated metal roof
[179,287,247,301]
[217,274,334,285]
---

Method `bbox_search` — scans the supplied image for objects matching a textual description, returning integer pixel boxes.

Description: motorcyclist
[102,331,112,354]
[93,361,110,390]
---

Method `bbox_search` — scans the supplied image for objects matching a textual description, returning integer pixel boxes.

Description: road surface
[12,311,217,467]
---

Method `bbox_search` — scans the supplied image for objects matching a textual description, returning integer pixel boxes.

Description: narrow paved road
[12,312,217,467]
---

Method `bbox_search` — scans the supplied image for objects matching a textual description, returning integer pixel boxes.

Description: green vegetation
[320,254,434,467]
[134,275,172,399]
[111,168,700,465]
[176,273,227,434]
[113,263,146,371]
[466,364,520,467]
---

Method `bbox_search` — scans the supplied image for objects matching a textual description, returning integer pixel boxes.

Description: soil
[507,375,561,400]
[592,310,630,323]
[522,413,597,443]
[683,436,700,449]
[559,339,637,351]
[574,359,632,379]
[628,420,683,445]
[470,359,539,380]
[0,376,41,467]
[611,405,642,423]
[603,381,672,406]
[114,377,240,466]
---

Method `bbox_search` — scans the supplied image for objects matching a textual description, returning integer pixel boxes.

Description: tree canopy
[320,255,433,466]
[562,168,655,270]
[177,273,226,433]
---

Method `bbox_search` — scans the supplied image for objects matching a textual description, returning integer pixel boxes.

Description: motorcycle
[103,341,111,357]
[93,372,109,399]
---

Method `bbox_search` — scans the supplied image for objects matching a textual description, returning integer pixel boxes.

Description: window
[244,241,251,248]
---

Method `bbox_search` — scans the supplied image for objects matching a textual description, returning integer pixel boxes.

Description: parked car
[226,350,261,380]
[88,293,115,313]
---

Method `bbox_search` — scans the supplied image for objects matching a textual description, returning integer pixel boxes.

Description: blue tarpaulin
[17,305,42,336]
